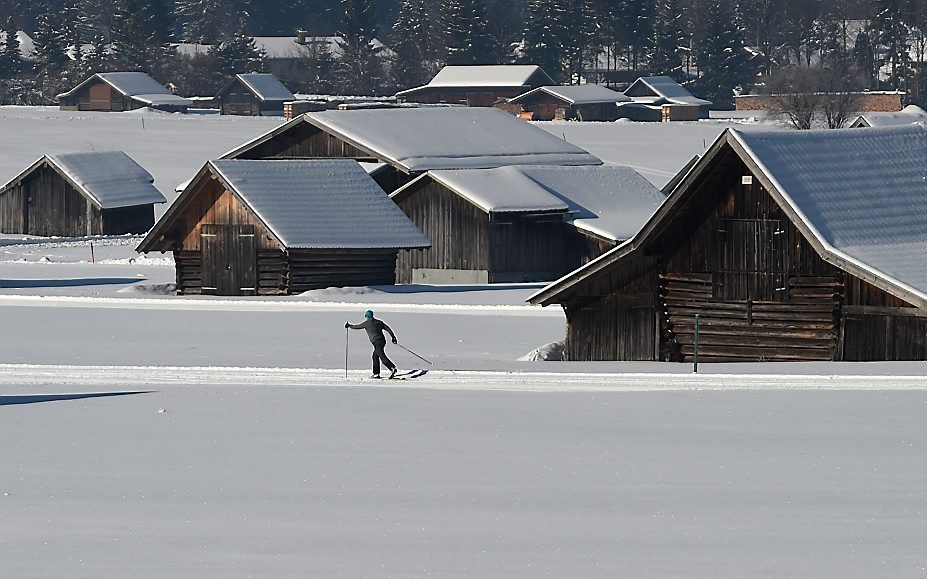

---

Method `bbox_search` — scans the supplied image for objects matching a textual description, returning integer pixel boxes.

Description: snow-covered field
[3,108,926,577]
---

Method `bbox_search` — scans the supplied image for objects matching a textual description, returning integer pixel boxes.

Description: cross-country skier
[345,310,399,379]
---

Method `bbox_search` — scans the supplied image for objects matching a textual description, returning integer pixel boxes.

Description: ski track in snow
[0,293,557,315]
[3,363,927,391]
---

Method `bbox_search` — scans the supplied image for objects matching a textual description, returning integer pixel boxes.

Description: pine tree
[337,0,383,94]
[695,0,754,108]
[300,38,338,94]
[562,0,598,83]
[213,18,264,76]
[0,15,21,78]
[391,0,434,88]
[872,0,908,88]
[61,0,83,66]
[441,0,492,65]
[520,0,566,82]
[111,0,174,72]
[649,0,684,76]
[176,0,250,43]
[32,3,69,71]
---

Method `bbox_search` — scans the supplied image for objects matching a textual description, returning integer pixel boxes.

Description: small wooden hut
[215,73,295,116]
[395,65,555,106]
[0,151,166,236]
[530,125,927,362]
[136,159,429,296]
[508,85,630,121]
[849,104,927,128]
[221,107,601,194]
[58,72,191,112]
[389,165,665,284]
[621,76,712,120]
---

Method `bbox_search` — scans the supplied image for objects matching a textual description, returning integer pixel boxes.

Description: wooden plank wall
[289,249,398,293]
[220,80,260,115]
[0,165,104,236]
[488,214,569,282]
[102,205,155,235]
[395,181,490,283]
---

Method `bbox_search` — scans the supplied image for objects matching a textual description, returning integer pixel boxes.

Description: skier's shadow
[0,391,153,406]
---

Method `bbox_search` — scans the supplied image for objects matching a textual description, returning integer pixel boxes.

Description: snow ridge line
[0,294,558,315]
[1,364,926,392]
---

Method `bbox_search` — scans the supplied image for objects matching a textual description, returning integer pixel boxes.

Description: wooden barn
[215,73,295,116]
[395,65,555,106]
[136,159,429,296]
[222,107,601,194]
[530,124,927,362]
[0,151,166,236]
[620,76,712,120]
[389,165,665,284]
[58,72,191,112]
[508,85,630,121]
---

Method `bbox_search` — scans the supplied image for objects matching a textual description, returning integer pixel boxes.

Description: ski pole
[396,343,434,366]
[344,327,349,379]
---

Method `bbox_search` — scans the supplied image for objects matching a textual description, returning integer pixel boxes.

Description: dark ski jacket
[347,318,396,344]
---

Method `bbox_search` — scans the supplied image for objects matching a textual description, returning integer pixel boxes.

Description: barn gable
[531,126,927,362]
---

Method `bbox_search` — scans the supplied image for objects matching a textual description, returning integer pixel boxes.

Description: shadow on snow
[0,278,143,289]
[0,391,154,406]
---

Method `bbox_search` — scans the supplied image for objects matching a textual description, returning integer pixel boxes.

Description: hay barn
[530,125,927,362]
[396,65,555,106]
[222,107,601,194]
[389,165,665,284]
[0,151,166,236]
[137,160,429,296]
[215,73,295,116]
[58,72,191,112]
[508,85,630,121]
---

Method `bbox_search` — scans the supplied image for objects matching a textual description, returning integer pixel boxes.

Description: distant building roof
[0,30,35,61]
[624,76,712,107]
[252,36,392,60]
[57,72,192,107]
[151,160,429,251]
[531,124,927,307]
[1,151,166,209]
[228,73,294,102]
[396,65,555,98]
[392,164,665,243]
[850,105,927,128]
[510,84,632,105]
[223,107,602,173]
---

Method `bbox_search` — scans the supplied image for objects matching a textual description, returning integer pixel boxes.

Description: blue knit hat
[364,310,374,318]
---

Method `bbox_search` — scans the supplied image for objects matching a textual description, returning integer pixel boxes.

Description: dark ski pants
[371,339,395,375]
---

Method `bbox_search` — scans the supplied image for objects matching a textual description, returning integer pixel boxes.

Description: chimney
[297,29,307,45]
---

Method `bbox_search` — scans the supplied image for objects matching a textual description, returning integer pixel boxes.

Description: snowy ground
[5,111,927,577]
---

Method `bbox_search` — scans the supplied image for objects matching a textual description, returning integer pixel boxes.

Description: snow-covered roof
[396,65,555,96]
[413,166,570,214]
[0,30,35,61]
[624,76,712,107]
[511,85,631,105]
[233,73,294,102]
[393,164,666,242]
[531,124,927,307]
[207,160,429,249]
[851,105,927,128]
[223,107,602,172]
[57,72,192,107]
[1,151,166,209]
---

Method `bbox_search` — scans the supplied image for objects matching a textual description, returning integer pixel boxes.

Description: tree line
[0,0,925,108]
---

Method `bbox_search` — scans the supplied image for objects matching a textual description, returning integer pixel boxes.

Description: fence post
[693,313,700,373]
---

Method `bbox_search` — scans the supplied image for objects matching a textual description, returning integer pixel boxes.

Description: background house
[396,65,555,106]
[137,159,429,296]
[531,125,927,362]
[508,85,631,121]
[389,164,665,284]
[0,151,166,236]
[620,76,712,120]
[849,104,927,127]
[57,72,191,112]
[215,73,295,116]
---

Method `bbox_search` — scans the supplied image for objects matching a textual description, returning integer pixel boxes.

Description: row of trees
[1,0,927,107]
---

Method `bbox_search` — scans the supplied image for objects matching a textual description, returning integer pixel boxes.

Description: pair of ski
[371,369,427,381]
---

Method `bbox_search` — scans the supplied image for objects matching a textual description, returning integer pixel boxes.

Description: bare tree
[767,68,821,129]
[819,66,863,129]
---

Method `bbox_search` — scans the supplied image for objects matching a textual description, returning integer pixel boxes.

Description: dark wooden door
[714,218,786,301]
[200,224,257,296]
[89,82,111,110]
